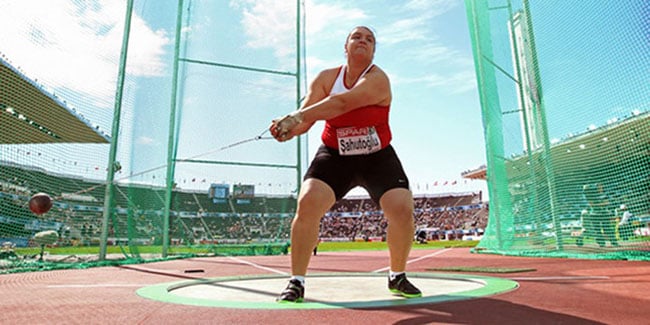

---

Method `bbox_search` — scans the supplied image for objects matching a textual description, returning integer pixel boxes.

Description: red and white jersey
[321,64,392,155]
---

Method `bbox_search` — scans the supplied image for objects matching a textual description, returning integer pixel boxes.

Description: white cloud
[230,0,367,71]
[226,0,475,94]
[136,136,155,145]
[392,70,476,94]
[0,0,170,107]
[127,18,171,77]
[378,0,458,43]
[369,0,475,93]
[229,0,297,68]
[303,0,367,38]
[400,43,467,65]
[403,0,458,15]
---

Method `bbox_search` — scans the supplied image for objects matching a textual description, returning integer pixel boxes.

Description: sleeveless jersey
[321,64,392,155]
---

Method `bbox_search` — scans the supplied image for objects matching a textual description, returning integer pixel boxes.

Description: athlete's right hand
[270,110,304,142]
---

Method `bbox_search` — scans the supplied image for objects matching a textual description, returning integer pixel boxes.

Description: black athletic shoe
[388,273,422,298]
[277,279,304,303]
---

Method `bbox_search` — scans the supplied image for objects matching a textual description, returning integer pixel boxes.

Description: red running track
[1,248,648,324]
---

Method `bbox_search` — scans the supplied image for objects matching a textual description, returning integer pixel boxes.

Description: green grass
[14,245,211,256]
[315,240,479,252]
[12,240,477,256]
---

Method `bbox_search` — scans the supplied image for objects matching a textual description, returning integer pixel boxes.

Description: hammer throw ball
[29,192,53,215]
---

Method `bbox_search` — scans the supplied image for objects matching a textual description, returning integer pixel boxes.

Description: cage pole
[100,0,134,260]
[162,0,186,257]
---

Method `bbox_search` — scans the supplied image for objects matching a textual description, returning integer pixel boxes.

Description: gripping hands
[271,110,304,142]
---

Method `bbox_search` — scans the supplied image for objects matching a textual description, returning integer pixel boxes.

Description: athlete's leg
[379,188,415,272]
[290,178,336,276]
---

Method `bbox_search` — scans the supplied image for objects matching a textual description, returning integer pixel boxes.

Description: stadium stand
[1,161,486,248]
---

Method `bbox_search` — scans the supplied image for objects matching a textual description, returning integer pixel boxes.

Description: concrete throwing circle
[137,272,518,309]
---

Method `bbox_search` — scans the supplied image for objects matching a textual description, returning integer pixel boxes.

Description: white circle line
[509,276,610,281]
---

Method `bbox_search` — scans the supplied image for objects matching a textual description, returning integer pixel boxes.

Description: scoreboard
[233,184,255,198]
[208,183,229,203]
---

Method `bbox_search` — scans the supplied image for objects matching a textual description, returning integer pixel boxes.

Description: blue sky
[1,1,647,199]
[0,0,489,197]
[247,0,489,195]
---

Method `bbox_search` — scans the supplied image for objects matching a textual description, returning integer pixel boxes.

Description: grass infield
[13,240,479,256]
[315,240,479,252]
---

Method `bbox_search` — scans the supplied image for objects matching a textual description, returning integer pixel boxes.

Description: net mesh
[465,0,650,260]
[0,0,301,273]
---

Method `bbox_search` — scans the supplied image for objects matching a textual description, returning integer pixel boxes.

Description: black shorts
[304,144,410,204]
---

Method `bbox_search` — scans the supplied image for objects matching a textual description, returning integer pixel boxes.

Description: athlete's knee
[380,188,414,218]
[297,193,329,214]
[296,179,335,216]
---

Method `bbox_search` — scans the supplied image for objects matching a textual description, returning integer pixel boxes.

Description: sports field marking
[427,266,536,273]
[227,256,288,275]
[372,248,452,273]
[509,275,610,281]
[47,284,146,288]
[137,272,519,309]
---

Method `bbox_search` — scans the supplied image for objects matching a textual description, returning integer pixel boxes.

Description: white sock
[389,271,404,281]
[290,275,305,286]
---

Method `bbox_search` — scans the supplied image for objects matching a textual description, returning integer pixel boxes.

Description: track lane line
[372,248,452,273]
[227,256,288,275]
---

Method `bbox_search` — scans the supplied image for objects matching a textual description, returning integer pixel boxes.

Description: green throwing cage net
[465,0,649,260]
[0,0,303,273]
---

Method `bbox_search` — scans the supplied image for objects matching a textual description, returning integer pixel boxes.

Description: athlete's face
[345,27,375,59]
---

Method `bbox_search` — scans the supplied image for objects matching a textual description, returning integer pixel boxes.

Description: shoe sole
[389,289,422,298]
[277,298,304,303]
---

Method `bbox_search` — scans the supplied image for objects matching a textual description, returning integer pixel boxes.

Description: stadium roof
[461,165,487,180]
[0,58,110,144]
[505,111,649,180]
[460,111,648,183]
